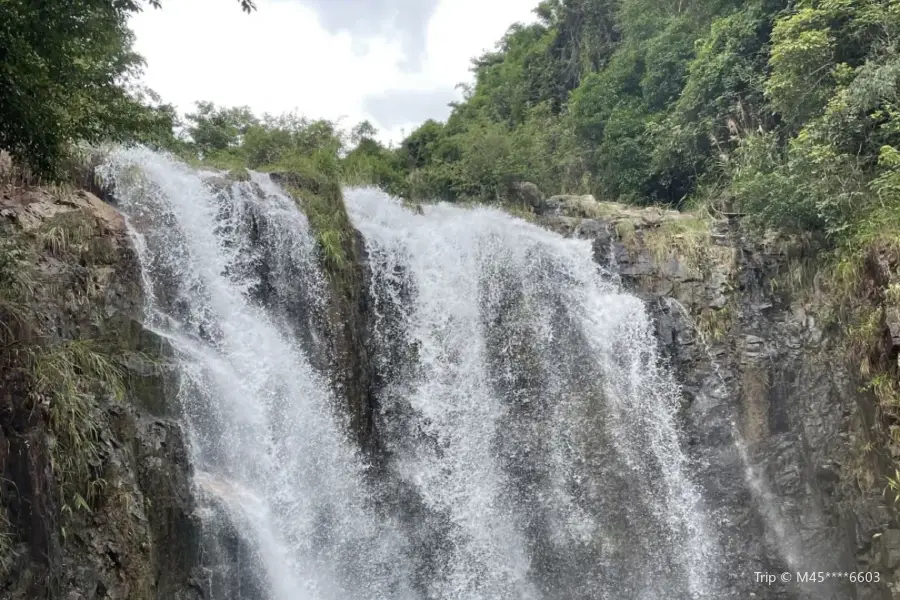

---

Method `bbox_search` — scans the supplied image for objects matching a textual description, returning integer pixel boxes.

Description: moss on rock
[271,171,377,451]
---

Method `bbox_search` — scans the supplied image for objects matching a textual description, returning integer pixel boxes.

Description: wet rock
[886,307,900,357]
[538,200,899,600]
[506,181,543,209]
[0,184,206,599]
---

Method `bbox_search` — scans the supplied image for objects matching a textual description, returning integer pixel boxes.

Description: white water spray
[346,188,721,599]
[99,149,415,600]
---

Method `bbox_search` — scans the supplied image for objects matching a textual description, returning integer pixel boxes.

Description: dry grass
[37,212,97,258]
[614,218,638,246]
[696,304,733,343]
[0,513,13,579]
[641,217,736,279]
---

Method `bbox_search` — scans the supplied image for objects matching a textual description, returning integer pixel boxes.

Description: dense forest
[4,0,900,250]
[391,0,900,245]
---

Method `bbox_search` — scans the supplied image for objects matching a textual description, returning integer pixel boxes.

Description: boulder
[506,181,543,209]
[536,193,604,218]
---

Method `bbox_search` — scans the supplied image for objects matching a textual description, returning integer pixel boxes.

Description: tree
[184,102,259,156]
[0,0,255,177]
[397,120,447,170]
[350,120,378,146]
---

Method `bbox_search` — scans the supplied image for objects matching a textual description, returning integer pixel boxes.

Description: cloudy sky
[130,0,538,146]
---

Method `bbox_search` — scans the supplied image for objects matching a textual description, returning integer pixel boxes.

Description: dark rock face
[317,227,381,455]
[0,186,219,600]
[537,207,900,599]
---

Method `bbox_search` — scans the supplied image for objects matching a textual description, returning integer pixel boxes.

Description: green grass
[285,180,352,270]
[0,234,39,348]
[30,339,126,510]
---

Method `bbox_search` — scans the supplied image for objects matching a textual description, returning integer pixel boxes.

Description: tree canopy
[384,0,900,243]
[0,0,254,177]
[6,0,900,247]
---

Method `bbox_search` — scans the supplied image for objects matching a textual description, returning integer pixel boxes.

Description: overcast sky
[130,0,538,146]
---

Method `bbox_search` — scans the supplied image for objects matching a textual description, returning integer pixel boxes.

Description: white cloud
[362,87,458,130]
[130,0,537,145]
[287,0,442,71]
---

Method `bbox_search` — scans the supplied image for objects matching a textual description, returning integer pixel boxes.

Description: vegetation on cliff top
[5,0,900,248]
[390,0,900,244]
[7,0,900,477]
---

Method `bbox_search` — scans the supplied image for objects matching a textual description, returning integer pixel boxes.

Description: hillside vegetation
[396,0,900,240]
[6,0,900,243]
[7,1,900,311]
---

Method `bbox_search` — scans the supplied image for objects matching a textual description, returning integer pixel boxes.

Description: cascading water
[347,189,721,600]
[97,147,722,599]
[98,148,416,600]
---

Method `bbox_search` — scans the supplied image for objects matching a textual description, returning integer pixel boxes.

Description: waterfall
[97,148,721,600]
[346,189,720,600]
[98,148,416,600]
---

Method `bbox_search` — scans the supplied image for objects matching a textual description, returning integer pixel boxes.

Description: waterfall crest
[98,149,721,600]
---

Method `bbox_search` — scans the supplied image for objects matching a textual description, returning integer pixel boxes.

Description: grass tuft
[29,339,126,511]
[696,304,733,343]
[37,212,97,259]
[0,234,40,348]
[0,513,13,579]
[283,177,353,270]
[641,217,735,278]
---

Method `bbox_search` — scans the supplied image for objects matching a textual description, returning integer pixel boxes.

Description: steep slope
[0,181,202,600]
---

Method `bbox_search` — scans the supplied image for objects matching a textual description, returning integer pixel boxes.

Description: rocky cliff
[533,192,900,599]
[0,182,204,600]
